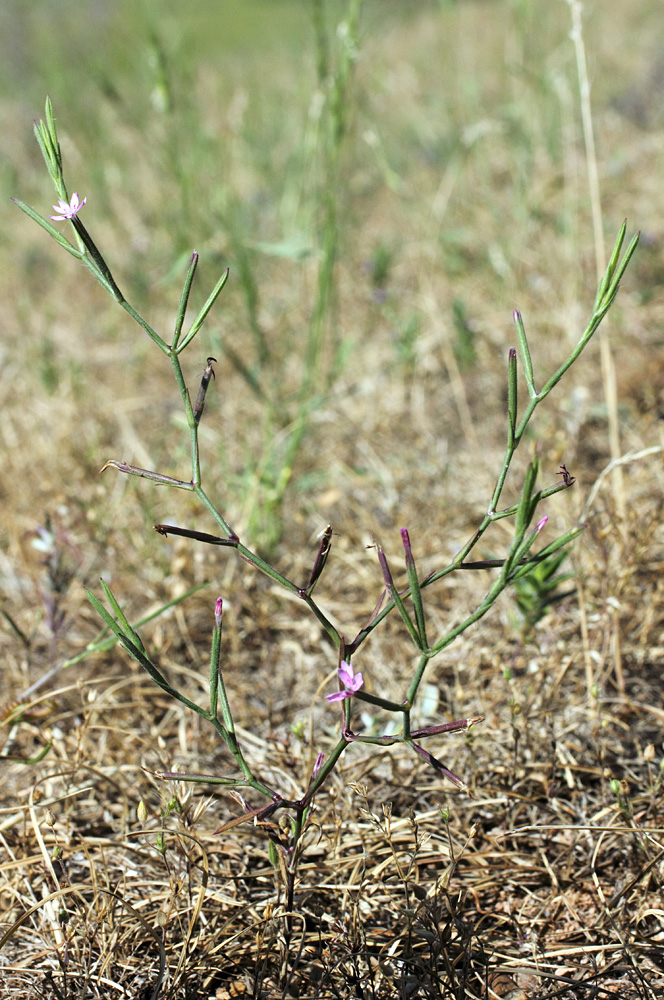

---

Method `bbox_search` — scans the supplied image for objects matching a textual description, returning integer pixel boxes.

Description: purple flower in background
[50,192,86,221]
[326,660,364,702]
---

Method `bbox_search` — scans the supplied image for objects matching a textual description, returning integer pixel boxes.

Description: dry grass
[2,1,664,997]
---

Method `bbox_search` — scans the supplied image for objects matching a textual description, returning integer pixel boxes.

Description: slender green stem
[215,670,235,735]
[488,477,573,521]
[299,592,341,646]
[348,732,404,746]
[192,485,240,544]
[405,652,433,708]
[169,351,191,411]
[167,349,200,486]
[207,715,268,790]
[356,690,407,712]
[300,738,348,807]
[189,414,201,487]
[71,217,125,302]
[119,299,169,353]
[428,588,508,656]
[290,810,305,858]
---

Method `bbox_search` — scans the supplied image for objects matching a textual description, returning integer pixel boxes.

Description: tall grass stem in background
[207,0,365,556]
[253,0,365,553]
[567,0,627,701]
[567,0,624,517]
[16,96,638,931]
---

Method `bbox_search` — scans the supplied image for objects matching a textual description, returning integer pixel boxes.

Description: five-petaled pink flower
[326,660,364,702]
[50,192,86,221]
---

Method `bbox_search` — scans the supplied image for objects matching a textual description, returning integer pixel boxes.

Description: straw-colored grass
[1,1,663,997]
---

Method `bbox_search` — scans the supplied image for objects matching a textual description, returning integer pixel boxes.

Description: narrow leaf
[602,230,640,308]
[594,220,626,310]
[44,96,62,172]
[177,268,230,353]
[99,580,147,654]
[172,251,198,351]
[375,541,423,649]
[151,769,245,786]
[401,528,427,647]
[514,310,536,395]
[507,347,518,447]
[514,459,538,538]
[12,199,83,258]
[100,460,194,489]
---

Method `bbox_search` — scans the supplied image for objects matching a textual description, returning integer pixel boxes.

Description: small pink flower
[535,515,548,532]
[50,192,86,221]
[326,660,364,702]
[214,596,223,627]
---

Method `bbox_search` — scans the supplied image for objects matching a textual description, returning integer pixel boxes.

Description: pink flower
[50,192,86,221]
[326,660,364,702]
[214,596,223,627]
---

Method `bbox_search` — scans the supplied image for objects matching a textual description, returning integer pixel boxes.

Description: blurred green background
[2,0,662,559]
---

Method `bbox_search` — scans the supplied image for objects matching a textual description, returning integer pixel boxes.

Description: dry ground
[1,1,663,997]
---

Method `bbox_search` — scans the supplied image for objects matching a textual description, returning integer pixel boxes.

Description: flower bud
[312,752,324,778]
[194,357,216,425]
[400,528,414,569]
